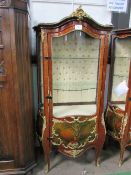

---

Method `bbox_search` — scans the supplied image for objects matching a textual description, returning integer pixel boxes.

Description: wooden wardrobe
[34,6,113,172]
[0,0,36,174]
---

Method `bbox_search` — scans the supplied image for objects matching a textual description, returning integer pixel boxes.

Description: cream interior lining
[114,104,125,111]
[52,31,99,104]
[111,38,131,102]
[53,104,96,118]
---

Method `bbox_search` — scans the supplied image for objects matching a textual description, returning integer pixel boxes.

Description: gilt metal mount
[71,5,89,20]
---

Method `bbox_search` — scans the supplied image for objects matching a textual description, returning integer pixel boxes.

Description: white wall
[31,0,111,25]
[129,8,131,27]
[30,0,112,53]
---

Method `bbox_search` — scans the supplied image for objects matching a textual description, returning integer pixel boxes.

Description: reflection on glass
[52,31,100,117]
[111,37,131,110]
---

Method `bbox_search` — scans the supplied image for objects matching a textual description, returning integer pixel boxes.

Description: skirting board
[0,161,37,175]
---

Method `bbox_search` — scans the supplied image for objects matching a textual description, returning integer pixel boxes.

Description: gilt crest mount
[71,5,89,20]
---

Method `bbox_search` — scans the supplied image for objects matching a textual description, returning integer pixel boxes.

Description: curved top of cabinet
[108,28,131,63]
[112,28,131,35]
[34,6,113,32]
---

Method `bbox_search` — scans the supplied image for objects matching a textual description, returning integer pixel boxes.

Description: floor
[32,141,131,175]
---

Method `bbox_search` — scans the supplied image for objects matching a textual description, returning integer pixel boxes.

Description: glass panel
[111,37,131,110]
[51,31,100,117]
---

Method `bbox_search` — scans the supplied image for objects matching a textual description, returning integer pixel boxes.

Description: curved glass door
[111,37,131,110]
[51,31,100,117]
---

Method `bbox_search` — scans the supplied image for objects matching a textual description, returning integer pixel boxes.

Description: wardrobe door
[0,9,15,169]
[0,1,36,173]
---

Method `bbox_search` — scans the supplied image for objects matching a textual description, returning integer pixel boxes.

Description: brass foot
[118,161,122,167]
[96,159,100,167]
[44,164,49,173]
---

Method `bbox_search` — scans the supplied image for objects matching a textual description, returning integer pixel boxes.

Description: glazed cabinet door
[51,31,99,117]
[106,34,131,139]
[110,36,131,111]
[44,25,108,159]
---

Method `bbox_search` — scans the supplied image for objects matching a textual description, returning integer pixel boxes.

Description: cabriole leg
[42,138,50,173]
[95,120,106,167]
[95,146,102,167]
[119,144,125,167]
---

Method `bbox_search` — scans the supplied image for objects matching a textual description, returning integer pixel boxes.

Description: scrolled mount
[71,5,90,20]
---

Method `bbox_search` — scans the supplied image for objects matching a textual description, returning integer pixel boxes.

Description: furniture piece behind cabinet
[105,29,131,166]
[0,0,36,174]
[34,6,113,172]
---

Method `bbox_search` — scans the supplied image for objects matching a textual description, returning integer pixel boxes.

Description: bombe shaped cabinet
[105,29,131,166]
[0,0,36,174]
[34,6,113,172]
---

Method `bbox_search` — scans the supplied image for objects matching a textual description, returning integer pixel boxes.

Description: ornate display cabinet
[105,29,131,166]
[34,6,113,172]
[0,0,36,174]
